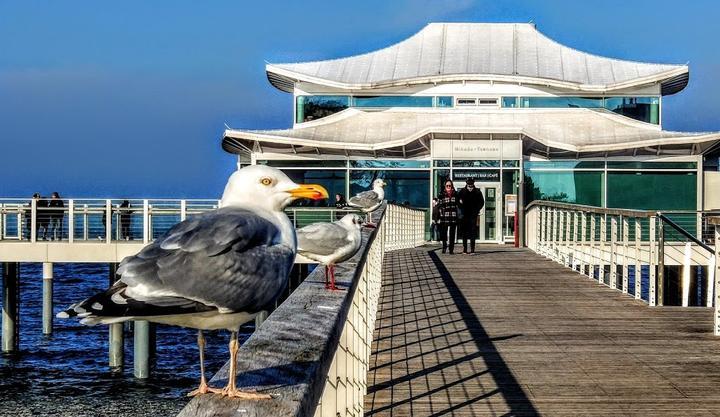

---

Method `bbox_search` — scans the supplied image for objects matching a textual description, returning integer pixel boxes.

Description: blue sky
[1,0,718,198]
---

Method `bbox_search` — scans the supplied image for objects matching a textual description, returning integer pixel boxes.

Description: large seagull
[58,165,328,399]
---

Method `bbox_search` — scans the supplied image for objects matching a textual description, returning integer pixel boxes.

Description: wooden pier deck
[365,246,720,416]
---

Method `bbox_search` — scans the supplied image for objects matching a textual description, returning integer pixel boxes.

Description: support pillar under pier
[42,262,53,335]
[134,320,150,379]
[108,263,124,369]
[2,262,20,353]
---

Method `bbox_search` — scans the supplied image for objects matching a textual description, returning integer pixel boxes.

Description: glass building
[221,23,720,243]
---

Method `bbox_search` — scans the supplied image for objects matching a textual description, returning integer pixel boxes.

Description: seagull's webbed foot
[187,330,217,397]
[210,330,272,400]
[187,380,211,397]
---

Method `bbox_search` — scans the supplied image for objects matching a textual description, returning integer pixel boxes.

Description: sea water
[0,262,253,417]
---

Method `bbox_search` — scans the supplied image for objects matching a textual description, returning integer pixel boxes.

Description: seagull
[57,165,328,399]
[296,214,363,290]
[348,178,387,225]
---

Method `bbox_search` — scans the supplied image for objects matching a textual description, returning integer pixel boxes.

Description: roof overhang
[223,108,720,158]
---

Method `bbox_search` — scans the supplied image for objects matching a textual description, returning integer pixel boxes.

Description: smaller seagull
[348,179,387,225]
[296,214,363,290]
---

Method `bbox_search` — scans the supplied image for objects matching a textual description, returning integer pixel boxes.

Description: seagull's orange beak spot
[289,184,329,201]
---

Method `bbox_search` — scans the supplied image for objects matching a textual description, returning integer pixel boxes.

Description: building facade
[223,23,720,243]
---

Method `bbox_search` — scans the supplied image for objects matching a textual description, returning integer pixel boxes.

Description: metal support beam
[42,262,53,335]
[134,320,150,379]
[2,262,20,353]
[108,263,124,369]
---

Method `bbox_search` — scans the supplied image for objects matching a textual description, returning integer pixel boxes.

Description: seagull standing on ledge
[57,165,328,399]
[296,214,363,290]
[348,178,386,225]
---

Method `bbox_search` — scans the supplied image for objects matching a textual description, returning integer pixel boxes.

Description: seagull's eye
[260,177,273,186]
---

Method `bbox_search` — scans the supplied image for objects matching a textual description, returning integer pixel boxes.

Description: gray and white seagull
[57,165,328,399]
[347,178,387,225]
[296,214,363,290]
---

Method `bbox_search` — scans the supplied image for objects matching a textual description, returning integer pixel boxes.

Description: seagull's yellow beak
[288,184,329,201]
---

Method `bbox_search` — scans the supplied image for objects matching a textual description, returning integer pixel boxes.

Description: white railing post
[572,211,579,271]
[68,199,74,243]
[105,200,112,244]
[622,216,629,294]
[599,215,607,285]
[635,218,642,300]
[649,216,657,307]
[714,223,720,336]
[610,216,618,289]
[580,212,587,275]
[180,200,187,221]
[589,214,596,279]
[30,198,37,243]
[564,210,571,267]
[143,200,150,244]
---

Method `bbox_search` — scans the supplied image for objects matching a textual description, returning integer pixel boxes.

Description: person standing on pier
[437,180,459,254]
[48,192,65,241]
[119,200,132,240]
[37,194,50,240]
[458,178,484,254]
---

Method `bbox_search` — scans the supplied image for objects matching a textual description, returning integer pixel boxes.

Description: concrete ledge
[177,206,386,417]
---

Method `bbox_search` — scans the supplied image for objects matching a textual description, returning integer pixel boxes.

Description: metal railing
[525,201,718,330]
[0,198,368,244]
[178,203,427,416]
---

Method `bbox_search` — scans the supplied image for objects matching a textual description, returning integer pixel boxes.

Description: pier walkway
[365,245,720,416]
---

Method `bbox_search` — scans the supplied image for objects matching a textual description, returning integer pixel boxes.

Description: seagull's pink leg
[324,265,330,289]
[327,265,338,291]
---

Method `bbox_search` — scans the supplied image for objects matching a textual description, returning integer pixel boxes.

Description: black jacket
[458,187,485,218]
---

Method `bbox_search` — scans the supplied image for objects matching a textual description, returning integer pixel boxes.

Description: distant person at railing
[437,180,459,254]
[430,197,440,242]
[333,193,346,220]
[37,194,50,240]
[48,192,65,241]
[120,200,132,240]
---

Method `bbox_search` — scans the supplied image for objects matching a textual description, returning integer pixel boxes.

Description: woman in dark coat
[437,180,459,254]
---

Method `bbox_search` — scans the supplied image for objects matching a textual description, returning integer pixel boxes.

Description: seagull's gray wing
[349,190,380,208]
[297,222,353,256]
[62,207,294,319]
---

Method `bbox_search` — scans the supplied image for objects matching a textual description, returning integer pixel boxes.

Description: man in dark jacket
[458,178,485,254]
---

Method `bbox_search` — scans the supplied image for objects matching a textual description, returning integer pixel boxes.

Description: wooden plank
[365,246,720,416]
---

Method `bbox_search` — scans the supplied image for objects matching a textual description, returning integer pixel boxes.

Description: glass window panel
[349,160,430,168]
[607,172,697,210]
[520,96,603,108]
[351,96,433,108]
[502,160,520,167]
[452,160,500,168]
[296,95,349,123]
[606,161,696,170]
[524,171,604,206]
[434,169,450,197]
[604,97,659,124]
[436,96,454,107]
[501,97,519,108]
[281,169,347,207]
[350,170,429,209]
[258,160,347,168]
[525,160,605,170]
[433,160,451,167]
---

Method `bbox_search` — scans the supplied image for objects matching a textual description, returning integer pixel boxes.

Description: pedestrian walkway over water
[365,246,720,416]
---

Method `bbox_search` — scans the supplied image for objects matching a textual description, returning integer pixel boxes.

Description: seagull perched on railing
[348,179,386,225]
[57,165,328,399]
[296,214,363,290]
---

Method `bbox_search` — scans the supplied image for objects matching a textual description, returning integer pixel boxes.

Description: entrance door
[453,182,501,243]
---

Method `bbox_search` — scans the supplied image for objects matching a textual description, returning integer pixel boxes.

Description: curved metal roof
[267,23,688,95]
[223,108,719,156]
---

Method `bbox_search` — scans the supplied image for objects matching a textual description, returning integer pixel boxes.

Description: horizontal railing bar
[526,200,652,218]
[657,213,713,254]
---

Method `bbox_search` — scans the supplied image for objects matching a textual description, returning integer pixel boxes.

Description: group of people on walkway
[430,178,485,254]
[27,192,65,240]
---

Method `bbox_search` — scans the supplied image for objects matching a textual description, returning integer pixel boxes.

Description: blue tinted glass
[452,160,500,168]
[521,97,603,108]
[351,96,434,107]
[501,97,518,108]
[604,97,659,124]
[436,96,454,107]
[350,170,430,209]
[297,95,350,123]
[524,171,604,206]
[525,161,605,170]
[350,160,430,168]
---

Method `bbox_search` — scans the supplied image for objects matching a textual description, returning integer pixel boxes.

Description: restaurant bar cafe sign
[431,139,521,159]
[453,170,500,182]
